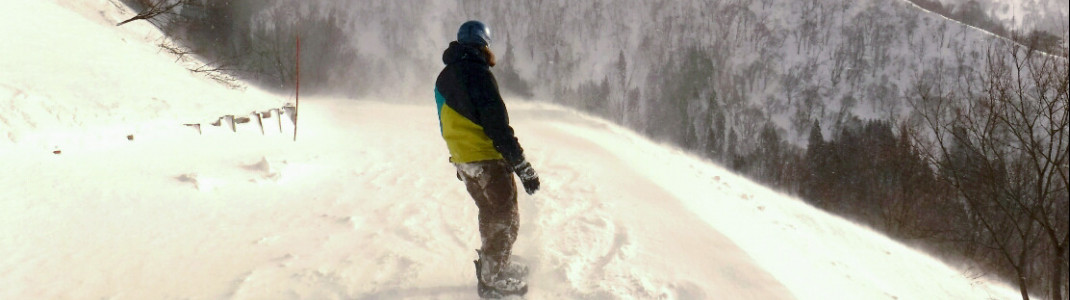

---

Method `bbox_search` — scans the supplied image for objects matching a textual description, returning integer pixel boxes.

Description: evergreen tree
[802,120,827,206]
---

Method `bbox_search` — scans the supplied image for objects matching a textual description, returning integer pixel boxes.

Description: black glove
[513,160,540,195]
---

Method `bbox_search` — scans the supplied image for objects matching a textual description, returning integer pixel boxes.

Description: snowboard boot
[474,250,527,298]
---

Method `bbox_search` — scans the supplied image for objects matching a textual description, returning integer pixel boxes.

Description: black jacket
[434,42,524,165]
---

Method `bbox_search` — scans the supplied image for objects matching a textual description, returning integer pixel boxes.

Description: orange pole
[293,33,300,142]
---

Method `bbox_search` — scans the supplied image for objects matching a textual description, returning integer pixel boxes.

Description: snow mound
[0,0,284,151]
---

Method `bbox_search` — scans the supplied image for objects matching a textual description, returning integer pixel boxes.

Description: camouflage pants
[456,159,519,276]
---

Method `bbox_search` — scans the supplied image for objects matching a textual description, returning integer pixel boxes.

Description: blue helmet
[457,20,491,46]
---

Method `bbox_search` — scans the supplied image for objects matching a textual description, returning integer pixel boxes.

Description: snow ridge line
[895,0,1068,58]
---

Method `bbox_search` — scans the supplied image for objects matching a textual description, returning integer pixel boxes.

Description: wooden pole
[293,33,300,142]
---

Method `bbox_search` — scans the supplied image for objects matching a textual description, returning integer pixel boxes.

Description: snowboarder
[434,20,540,298]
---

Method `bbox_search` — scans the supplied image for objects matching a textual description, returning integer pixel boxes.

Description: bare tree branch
[116,0,182,26]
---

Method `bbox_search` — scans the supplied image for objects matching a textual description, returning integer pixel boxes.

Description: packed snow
[1,1,1023,299]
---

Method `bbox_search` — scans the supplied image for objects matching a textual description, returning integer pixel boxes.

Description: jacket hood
[442,41,488,66]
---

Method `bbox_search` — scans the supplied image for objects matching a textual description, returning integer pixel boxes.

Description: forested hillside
[127,0,1002,145]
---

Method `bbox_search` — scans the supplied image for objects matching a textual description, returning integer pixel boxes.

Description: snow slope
[0,0,280,150]
[1,1,1022,299]
[929,0,1070,33]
